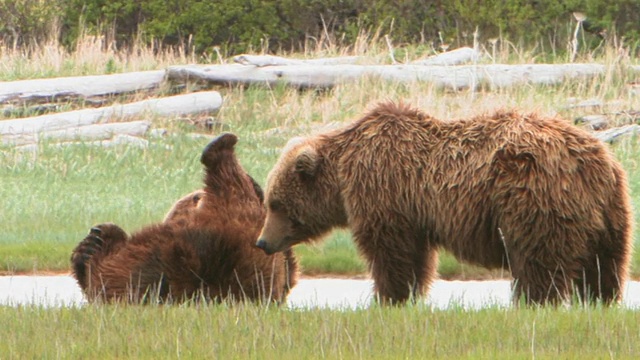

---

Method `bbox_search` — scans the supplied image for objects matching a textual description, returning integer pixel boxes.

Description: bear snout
[255,238,275,255]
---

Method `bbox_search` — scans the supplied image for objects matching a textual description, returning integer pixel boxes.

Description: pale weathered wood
[564,98,604,109]
[0,91,223,138]
[411,47,481,66]
[0,70,166,104]
[52,120,148,142]
[575,114,609,130]
[233,54,360,67]
[593,124,639,143]
[3,120,150,146]
[167,63,605,90]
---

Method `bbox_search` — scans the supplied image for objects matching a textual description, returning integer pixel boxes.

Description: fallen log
[166,63,605,90]
[564,98,604,109]
[575,114,609,130]
[0,91,223,138]
[0,70,165,104]
[593,124,639,143]
[2,120,151,146]
[411,47,481,66]
[233,54,360,67]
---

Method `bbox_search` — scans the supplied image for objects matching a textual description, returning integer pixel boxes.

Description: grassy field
[1,82,639,279]
[1,33,640,359]
[1,302,640,358]
[0,37,639,281]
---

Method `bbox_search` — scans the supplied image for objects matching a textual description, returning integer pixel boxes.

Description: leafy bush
[7,0,640,56]
[0,0,63,47]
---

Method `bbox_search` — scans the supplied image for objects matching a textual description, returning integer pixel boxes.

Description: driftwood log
[0,91,222,146]
[166,63,605,90]
[233,54,361,67]
[410,47,481,66]
[593,124,640,143]
[576,115,609,130]
[4,121,151,146]
[0,70,165,104]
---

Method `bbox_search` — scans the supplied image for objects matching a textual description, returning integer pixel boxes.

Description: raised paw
[200,132,238,168]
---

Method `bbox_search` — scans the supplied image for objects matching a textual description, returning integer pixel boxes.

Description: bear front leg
[70,223,129,292]
[354,226,438,305]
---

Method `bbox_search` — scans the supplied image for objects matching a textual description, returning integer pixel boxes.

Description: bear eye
[289,215,303,227]
[269,200,283,212]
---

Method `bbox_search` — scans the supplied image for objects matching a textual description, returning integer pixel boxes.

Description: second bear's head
[256,136,347,255]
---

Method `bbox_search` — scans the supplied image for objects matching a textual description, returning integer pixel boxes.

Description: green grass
[1,37,640,279]
[1,33,640,360]
[1,303,639,358]
[1,81,640,279]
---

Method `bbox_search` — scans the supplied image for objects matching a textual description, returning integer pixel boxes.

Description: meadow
[1,33,640,358]
[1,302,640,359]
[1,41,639,278]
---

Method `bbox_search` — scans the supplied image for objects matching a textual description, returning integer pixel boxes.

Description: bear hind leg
[511,260,579,306]
[575,252,628,305]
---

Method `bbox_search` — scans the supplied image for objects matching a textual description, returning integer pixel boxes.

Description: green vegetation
[1,303,640,358]
[1,79,639,279]
[0,18,639,359]
[0,30,639,281]
[2,0,640,55]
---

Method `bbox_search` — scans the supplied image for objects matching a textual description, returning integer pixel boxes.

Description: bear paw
[70,223,129,291]
[200,132,238,168]
[71,223,128,268]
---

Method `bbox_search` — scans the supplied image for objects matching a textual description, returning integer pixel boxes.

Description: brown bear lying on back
[71,133,298,304]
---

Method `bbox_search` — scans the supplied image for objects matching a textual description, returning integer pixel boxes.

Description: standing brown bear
[255,101,633,306]
[71,133,297,304]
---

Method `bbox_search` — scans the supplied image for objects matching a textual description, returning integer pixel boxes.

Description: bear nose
[255,239,274,255]
[255,238,267,250]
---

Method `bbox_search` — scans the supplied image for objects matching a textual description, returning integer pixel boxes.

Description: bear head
[256,136,347,255]
[162,189,206,227]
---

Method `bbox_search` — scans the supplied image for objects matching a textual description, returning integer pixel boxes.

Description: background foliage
[1,0,639,56]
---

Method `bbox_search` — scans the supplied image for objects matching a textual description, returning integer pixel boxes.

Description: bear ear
[294,147,319,177]
[283,136,306,153]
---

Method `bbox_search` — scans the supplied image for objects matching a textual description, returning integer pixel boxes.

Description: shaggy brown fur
[256,101,633,306]
[71,133,298,304]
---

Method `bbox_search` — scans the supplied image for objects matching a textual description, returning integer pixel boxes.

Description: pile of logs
[1,47,638,149]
